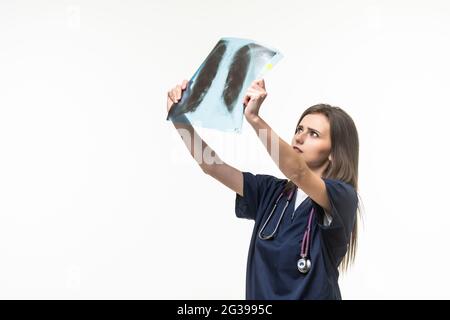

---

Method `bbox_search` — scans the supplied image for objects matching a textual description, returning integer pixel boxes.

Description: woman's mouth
[293,146,303,153]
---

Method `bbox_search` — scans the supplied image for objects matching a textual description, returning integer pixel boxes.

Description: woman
[166,79,360,300]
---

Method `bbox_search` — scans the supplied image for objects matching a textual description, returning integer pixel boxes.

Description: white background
[1,0,449,299]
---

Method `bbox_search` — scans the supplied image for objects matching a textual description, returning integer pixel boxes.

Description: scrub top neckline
[291,189,312,222]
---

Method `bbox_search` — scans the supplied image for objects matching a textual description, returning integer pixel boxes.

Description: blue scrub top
[235,172,358,300]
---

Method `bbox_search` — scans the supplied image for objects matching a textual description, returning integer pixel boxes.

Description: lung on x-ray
[167,37,283,133]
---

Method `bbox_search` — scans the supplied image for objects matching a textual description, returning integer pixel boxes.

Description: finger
[255,79,265,88]
[246,88,263,96]
[250,86,266,95]
[251,81,266,91]
[167,90,173,100]
[243,95,251,107]
[242,91,259,102]
[243,96,255,105]
[175,85,182,100]
[250,78,264,86]
[244,85,264,95]
[181,79,188,90]
[169,89,177,103]
[172,87,180,103]
[170,88,178,103]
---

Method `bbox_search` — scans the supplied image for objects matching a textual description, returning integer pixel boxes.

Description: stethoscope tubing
[258,188,295,240]
[257,185,316,274]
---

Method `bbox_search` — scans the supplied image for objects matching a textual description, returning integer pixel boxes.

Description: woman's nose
[294,132,306,144]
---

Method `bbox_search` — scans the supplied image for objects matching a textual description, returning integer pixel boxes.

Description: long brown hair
[284,103,360,272]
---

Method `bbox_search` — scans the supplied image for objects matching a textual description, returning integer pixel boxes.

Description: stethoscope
[258,187,316,274]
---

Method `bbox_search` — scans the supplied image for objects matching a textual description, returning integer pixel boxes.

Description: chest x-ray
[167,37,283,133]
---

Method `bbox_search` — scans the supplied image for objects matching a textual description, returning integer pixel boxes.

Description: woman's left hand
[243,79,267,121]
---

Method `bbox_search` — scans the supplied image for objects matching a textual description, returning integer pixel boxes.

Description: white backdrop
[1,0,450,299]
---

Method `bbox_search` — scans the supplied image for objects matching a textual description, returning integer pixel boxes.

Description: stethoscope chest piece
[297,257,311,274]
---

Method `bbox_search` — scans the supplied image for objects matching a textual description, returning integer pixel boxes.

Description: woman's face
[291,113,332,170]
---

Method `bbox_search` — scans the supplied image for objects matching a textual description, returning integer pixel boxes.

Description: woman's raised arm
[167,80,244,196]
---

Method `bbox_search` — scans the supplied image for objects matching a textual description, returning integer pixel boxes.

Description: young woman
[166,79,360,300]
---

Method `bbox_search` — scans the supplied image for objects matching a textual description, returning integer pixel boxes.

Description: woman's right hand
[166,79,188,113]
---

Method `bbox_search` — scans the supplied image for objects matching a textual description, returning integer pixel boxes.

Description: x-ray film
[167,37,283,133]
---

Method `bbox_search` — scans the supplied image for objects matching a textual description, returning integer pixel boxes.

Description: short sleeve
[317,178,358,248]
[235,172,278,220]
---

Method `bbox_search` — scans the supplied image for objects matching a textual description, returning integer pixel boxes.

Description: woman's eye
[296,127,318,137]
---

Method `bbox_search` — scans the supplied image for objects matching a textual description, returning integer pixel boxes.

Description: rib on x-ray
[167,37,283,133]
